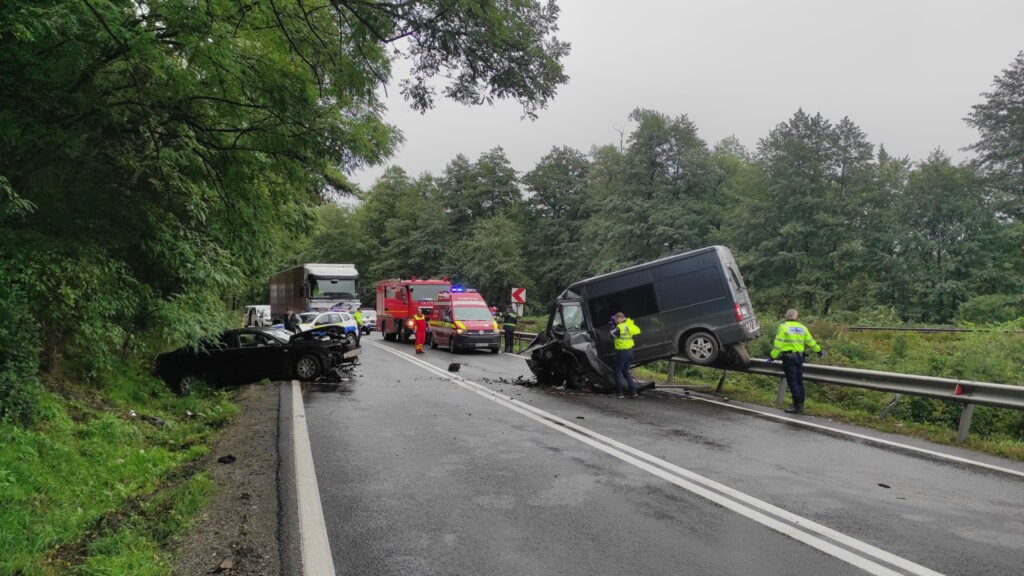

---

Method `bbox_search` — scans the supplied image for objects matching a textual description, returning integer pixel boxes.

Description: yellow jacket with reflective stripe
[770,321,820,359]
[612,318,641,351]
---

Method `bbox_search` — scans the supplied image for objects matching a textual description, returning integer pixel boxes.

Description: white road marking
[290,381,336,576]
[663,392,1024,480]
[374,343,943,576]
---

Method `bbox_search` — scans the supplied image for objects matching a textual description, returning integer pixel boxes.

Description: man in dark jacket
[284,307,301,333]
[502,306,519,353]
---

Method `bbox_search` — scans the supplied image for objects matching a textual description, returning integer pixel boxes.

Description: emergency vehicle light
[450,285,465,292]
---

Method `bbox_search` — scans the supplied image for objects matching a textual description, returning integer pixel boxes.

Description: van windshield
[454,307,494,321]
[553,302,585,332]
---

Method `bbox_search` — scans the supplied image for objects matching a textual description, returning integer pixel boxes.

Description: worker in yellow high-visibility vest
[769,309,825,414]
[610,312,641,399]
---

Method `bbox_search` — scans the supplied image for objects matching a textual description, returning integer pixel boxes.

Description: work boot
[784,404,804,414]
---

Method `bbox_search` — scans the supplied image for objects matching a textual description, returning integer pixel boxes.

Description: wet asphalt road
[302,338,1024,576]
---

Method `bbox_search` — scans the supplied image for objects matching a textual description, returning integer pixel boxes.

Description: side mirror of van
[552,324,566,338]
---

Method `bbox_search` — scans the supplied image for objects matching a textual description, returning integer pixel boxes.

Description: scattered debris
[185,410,195,418]
[576,416,585,420]
[209,558,234,573]
[128,409,137,419]
[217,455,237,465]
[877,483,891,489]
[448,363,461,372]
[140,414,166,427]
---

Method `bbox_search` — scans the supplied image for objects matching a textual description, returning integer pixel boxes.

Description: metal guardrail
[512,331,538,353]
[509,328,1022,441]
[845,326,1024,334]
[670,356,1024,442]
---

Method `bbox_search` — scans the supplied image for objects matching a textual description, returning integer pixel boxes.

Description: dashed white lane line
[291,381,336,576]
[374,343,943,576]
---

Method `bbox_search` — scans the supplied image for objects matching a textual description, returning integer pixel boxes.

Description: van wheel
[430,336,438,349]
[564,365,585,390]
[683,332,719,365]
[294,355,321,380]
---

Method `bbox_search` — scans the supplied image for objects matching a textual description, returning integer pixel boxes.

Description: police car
[297,311,360,341]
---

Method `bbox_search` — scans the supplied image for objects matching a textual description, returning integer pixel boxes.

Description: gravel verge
[172,383,281,575]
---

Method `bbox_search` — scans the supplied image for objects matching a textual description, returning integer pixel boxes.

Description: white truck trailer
[270,263,360,319]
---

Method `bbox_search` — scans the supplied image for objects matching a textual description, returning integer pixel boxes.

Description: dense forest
[0,0,569,423]
[302,52,1024,328]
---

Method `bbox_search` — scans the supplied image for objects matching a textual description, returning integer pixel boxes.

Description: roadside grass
[0,361,238,575]
[637,322,1024,461]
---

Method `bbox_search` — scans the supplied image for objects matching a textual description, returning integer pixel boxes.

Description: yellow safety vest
[613,318,641,351]
[770,321,821,359]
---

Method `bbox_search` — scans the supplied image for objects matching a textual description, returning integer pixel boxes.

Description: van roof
[566,245,726,293]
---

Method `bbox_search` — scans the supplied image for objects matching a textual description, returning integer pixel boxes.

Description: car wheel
[430,336,438,349]
[448,337,457,353]
[683,331,720,365]
[294,355,321,380]
[175,374,203,395]
[490,347,499,354]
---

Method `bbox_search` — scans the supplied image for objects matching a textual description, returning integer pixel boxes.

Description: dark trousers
[781,352,805,405]
[613,349,636,396]
[504,327,515,352]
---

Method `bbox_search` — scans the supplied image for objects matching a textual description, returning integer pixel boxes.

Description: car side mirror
[552,324,566,338]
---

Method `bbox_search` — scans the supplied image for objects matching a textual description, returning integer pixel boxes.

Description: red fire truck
[428,288,501,353]
[375,277,451,343]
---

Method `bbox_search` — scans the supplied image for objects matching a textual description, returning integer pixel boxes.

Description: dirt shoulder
[172,384,280,575]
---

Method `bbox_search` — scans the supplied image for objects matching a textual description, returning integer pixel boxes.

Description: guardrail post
[776,378,787,406]
[666,361,676,384]
[956,404,975,443]
[716,371,728,394]
[878,394,902,420]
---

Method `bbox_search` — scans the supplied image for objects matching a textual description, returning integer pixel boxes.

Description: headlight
[456,329,464,335]
[407,320,414,327]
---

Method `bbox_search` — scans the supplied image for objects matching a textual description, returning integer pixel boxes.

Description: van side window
[586,284,658,325]
[727,267,744,292]
[654,266,725,311]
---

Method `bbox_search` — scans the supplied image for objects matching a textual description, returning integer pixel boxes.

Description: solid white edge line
[670,393,1024,480]
[291,381,337,576]
[373,344,941,576]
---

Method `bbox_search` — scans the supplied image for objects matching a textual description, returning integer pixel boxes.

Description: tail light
[734,303,748,321]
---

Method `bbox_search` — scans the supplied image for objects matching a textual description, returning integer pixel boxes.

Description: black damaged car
[155,326,360,394]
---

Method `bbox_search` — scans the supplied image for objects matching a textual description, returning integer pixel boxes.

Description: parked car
[358,308,377,334]
[524,245,762,390]
[155,326,360,394]
[297,311,360,340]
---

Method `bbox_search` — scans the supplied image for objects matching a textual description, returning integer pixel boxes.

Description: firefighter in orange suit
[413,312,427,354]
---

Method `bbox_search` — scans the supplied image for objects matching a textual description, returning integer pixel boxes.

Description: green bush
[956,294,1024,324]
[0,278,42,425]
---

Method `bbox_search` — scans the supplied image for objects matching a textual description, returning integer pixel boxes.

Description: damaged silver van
[525,246,762,390]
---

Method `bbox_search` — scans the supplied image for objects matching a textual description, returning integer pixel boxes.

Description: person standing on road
[610,312,641,399]
[502,306,519,353]
[284,307,301,333]
[768,308,824,414]
[413,312,427,354]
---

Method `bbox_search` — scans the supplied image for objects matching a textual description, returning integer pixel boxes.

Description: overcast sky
[351,0,1024,189]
